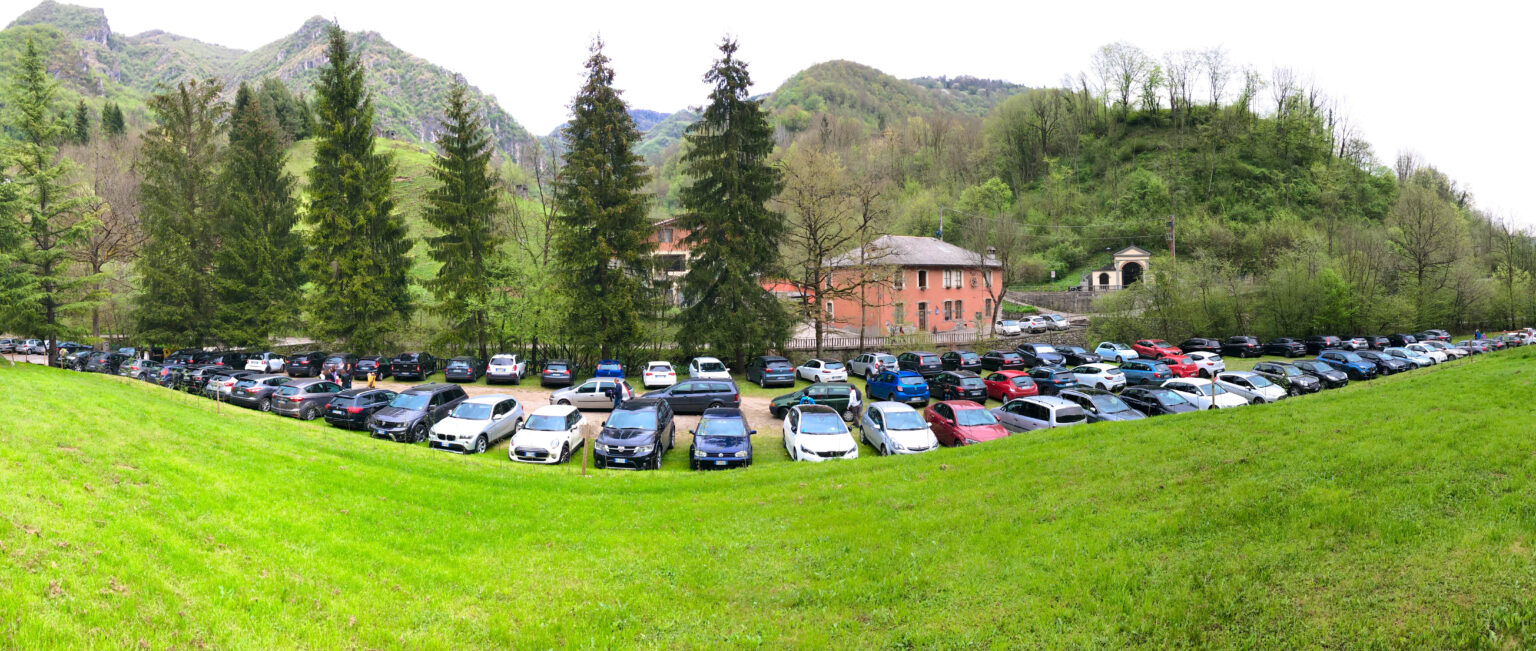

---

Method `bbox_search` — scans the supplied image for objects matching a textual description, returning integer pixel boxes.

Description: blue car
[1117,359,1173,386]
[594,359,625,378]
[1316,349,1376,380]
[689,407,753,470]
[1027,366,1078,395]
[866,369,930,405]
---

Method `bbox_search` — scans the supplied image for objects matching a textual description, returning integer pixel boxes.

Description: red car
[924,401,1009,447]
[983,370,1039,402]
[1133,339,1181,359]
[1157,354,1198,378]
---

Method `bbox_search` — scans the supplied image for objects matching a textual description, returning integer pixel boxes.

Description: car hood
[960,422,1011,442]
[1257,385,1286,399]
[1100,409,1146,421]
[598,427,658,445]
[512,430,567,449]
[1162,402,1200,414]
[433,418,488,437]
[886,427,940,448]
[373,406,425,423]
[795,433,857,452]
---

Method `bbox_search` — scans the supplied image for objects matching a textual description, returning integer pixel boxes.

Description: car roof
[990,369,1029,377]
[1080,363,1118,370]
[646,360,673,365]
[941,370,980,378]
[1062,387,1114,397]
[462,394,516,405]
[450,356,477,361]
[1221,370,1258,378]
[793,404,838,415]
[753,355,787,362]
[544,359,570,364]
[402,383,461,394]
[888,369,925,377]
[1023,396,1078,409]
[869,401,918,414]
[1169,377,1214,385]
[287,378,326,386]
[336,387,390,397]
[531,404,579,417]
[944,400,987,410]
[694,356,723,362]
[597,358,622,364]
[617,398,663,410]
[700,407,744,419]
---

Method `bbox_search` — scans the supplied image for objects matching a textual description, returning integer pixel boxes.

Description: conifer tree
[304,24,411,352]
[673,39,792,369]
[72,100,90,144]
[101,101,125,137]
[134,79,228,347]
[552,39,654,359]
[212,83,303,347]
[424,82,502,359]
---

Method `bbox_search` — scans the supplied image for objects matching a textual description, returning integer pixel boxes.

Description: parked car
[1262,338,1307,357]
[688,356,731,380]
[84,352,129,374]
[1251,361,1322,395]
[641,360,678,389]
[1041,314,1072,331]
[1131,339,1181,359]
[1016,342,1066,367]
[1341,336,1371,351]
[320,353,359,376]
[550,378,635,410]
[244,352,286,373]
[782,404,859,462]
[152,363,189,389]
[271,378,345,421]
[795,358,848,383]
[845,352,898,379]
[925,400,1008,447]
[1317,349,1378,380]
[1027,366,1078,395]
[992,396,1089,432]
[1069,363,1127,392]
[1214,371,1286,404]
[354,355,393,381]
[1303,336,1343,355]
[745,355,796,388]
[688,408,754,470]
[1117,359,1173,386]
[983,370,1039,402]
[391,352,439,380]
[1405,343,1446,364]
[1023,316,1052,332]
[1118,386,1200,416]
[1178,338,1222,355]
[1156,354,1198,378]
[979,349,1027,371]
[202,370,258,399]
[1452,340,1488,355]
[593,359,626,379]
[1383,347,1432,369]
[168,349,215,366]
[1220,336,1262,358]
[928,370,987,404]
[209,351,255,369]
[858,402,939,456]
[0,338,13,353]
[120,359,162,380]
[1362,336,1391,350]
[1291,359,1349,389]
[1386,333,1418,347]
[1424,329,1451,341]
[1058,388,1147,423]
[539,359,576,387]
[61,349,94,370]
[509,404,584,464]
[940,350,982,373]
[429,394,523,455]
[593,398,674,469]
[368,383,470,443]
[1094,342,1138,363]
[182,365,224,393]
[770,383,861,421]
[443,356,486,382]
[896,351,945,378]
[486,354,527,385]
[1160,378,1246,410]
[1422,340,1467,360]
[865,369,931,405]
[285,351,327,377]
[993,320,1024,336]
[642,379,741,414]
[1057,345,1102,367]
[323,388,400,431]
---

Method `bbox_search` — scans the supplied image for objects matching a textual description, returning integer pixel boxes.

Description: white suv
[783,405,858,462]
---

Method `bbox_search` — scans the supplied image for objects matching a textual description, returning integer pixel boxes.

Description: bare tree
[1162,50,1201,128]
[1389,184,1465,324]
[1201,46,1230,108]
[502,140,563,361]
[1092,42,1151,120]
[775,144,867,357]
[955,213,1025,332]
[62,136,144,339]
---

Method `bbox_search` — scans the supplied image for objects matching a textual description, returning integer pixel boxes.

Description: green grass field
[2,350,1535,648]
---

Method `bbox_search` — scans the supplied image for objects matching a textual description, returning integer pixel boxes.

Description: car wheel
[558,442,570,464]
[841,410,854,423]
[880,444,889,456]
[1249,397,1261,406]
[1198,369,1210,379]
[301,405,318,421]
[410,424,426,444]
[708,401,723,410]
[771,406,785,419]
[558,399,571,406]
[258,398,271,413]
[475,436,487,454]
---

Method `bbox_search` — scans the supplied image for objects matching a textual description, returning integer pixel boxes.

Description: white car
[796,358,848,383]
[857,402,939,456]
[1406,343,1447,364]
[1161,378,1246,410]
[1422,340,1466,359]
[486,354,528,384]
[1094,342,1138,363]
[1070,363,1127,391]
[847,352,898,379]
[244,352,285,372]
[688,356,732,380]
[993,320,1024,336]
[1023,316,1051,332]
[1185,351,1226,378]
[783,404,859,462]
[430,394,523,454]
[1213,371,1286,404]
[1042,314,1071,331]
[509,404,585,464]
[642,361,677,388]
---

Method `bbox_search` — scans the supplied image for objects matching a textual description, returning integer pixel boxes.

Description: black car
[1356,350,1409,375]
[390,352,438,380]
[1291,359,1349,389]
[1015,342,1065,367]
[897,351,944,378]
[368,383,469,443]
[321,353,360,376]
[1178,338,1222,355]
[285,351,328,377]
[1303,335,1342,355]
[271,378,345,420]
[228,374,293,411]
[1423,329,1451,341]
[1386,333,1417,348]
[85,352,130,374]
[167,349,216,365]
[745,355,796,388]
[1058,388,1148,423]
[151,363,186,388]
[979,349,1027,371]
[1262,338,1306,357]
[1358,336,1390,351]
[208,351,254,369]
[323,388,399,430]
[940,350,982,373]
[1118,387,1200,416]
[1057,346,1102,367]
[444,356,485,382]
[642,380,742,414]
[354,355,393,380]
[689,407,754,470]
[594,398,676,470]
[540,359,576,387]
[1251,361,1322,395]
[183,365,224,393]
[1220,336,1262,358]
[928,371,987,403]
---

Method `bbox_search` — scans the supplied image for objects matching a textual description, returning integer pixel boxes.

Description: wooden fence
[783,328,1087,355]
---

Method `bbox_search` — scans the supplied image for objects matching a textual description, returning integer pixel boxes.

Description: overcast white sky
[9,0,1530,224]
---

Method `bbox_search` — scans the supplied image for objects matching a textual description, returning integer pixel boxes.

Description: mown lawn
[1,350,1534,648]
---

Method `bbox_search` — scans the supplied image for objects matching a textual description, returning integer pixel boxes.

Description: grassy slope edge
[1,352,1534,648]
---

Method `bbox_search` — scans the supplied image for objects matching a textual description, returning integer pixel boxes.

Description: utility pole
[1167,212,1177,263]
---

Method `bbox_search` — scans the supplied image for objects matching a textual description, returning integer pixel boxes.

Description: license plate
[613,458,626,463]
[715,460,727,466]
[331,410,343,415]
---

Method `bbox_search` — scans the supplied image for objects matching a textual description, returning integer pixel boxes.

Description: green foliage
[633,108,699,160]
[257,77,310,143]
[100,100,124,136]
[956,176,1013,216]
[303,24,412,352]
[70,98,88,144]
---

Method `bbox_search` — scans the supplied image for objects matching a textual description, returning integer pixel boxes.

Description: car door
[664,382,695,412]
[866,408,887,450]
[782,408,799,454]
[996,401,1027,432]
[927,403,953,444]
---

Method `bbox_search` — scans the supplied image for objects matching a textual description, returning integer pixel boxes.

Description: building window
[658,228,673,243]
[985,298,993,317]
[917,269,928,289]
[943,300,953,321]
[954,269,963,288]
[893,302,905,325]
[892,270,905,290]
[955,300,963,323]
[825,301,834,318]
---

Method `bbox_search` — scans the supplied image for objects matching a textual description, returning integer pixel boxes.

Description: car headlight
[636,445,653,454]
[800,445,816,456]
[695,449,709,458]
[889,439,905,451]
[734,450,748,458]
[594,443,609,452]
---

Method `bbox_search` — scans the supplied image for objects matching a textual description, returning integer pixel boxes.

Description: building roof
[825,235,1000,268]
[1113,245,1152,257]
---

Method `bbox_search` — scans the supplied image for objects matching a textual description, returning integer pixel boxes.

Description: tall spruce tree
[4,38,99,365]
[305,24,411,352]
[134,79,228,347]
[424,82,502,359]
[553,39,654,359]
[101,101,125,137]
[72,100,90,144]
[673,39,792,369]
[212,83,303,347]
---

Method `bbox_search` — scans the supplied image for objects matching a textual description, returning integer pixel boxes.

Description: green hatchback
[770,383,860,422]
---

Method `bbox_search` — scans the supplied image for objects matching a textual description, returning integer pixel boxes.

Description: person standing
[342,361,354,389]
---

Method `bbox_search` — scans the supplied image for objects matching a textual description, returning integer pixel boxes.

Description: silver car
[429,394,524,454]
[846,352,897,379]
[858,402,939,456]
[549,378,634,411]
[1213,371,1286,404]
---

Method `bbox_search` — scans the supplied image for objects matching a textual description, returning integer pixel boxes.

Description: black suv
[209,351,254,369]
[1118,387,1199,416]
[167,349,214,365]
[979,349,1026,371]
[444,356,485,382]
[1014,342,1065,367]
[540,359,575,387]
[939,350,982,373]
[368,383,469,443]
[1303,335,1342,355]
[1220,336,1261,358]
[324,388,399,430]
[285,351,327,377]
[897,351,944,378]
[745,355,796,388]
[1386,333,1417,347]
[1251,361,1322,395]
[85,352,130,374]
[390,352,438,380]
[1290,359,1349,389]
[641,380,741,414]
[1262,338,1306,357]
[1178,338,1222,355]
[594,398,676,470]
[928,371,987,403]
[321,353,360,376]
[354,355,393,380]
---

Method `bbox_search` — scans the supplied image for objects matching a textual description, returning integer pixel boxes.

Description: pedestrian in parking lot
[1475,329,1483,340]
[342,362,354,389]
[603,383,620,410]
[367,368,377,388]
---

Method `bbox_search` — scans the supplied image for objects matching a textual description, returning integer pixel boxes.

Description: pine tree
[212,83,303,347]
[72,100,90,144]
[424,82,503,359]
[304,24,412,352]
[3,39,100,366]
[552,39,654,359]
[673,39,792,369]
[134,79,228,347]
[101,101,125,137]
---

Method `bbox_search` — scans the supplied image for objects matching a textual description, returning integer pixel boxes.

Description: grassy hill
[763,60,1027,134]
[2,348,1534,647]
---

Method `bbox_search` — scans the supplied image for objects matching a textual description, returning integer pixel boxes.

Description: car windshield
[1151,390,1189,405]
[960,353,979,362]
[491,356,516,365]
[698,361,726,372]
[1000,353,1022,362]
[1338,352,1364,362]
[955,409,998,426]
[234,379,257,389]
[1148,340,1171,347]
[882,410,927,430]
[1277,366,1302,376]
[956,377,984,388]
[1090,394,1132,412]
[606,409,655,429]
[598,362,622,371]
[325,357,346,366]
[799,412,848,435]
[1247,375,1274,388]
[698,418,747,437]
[357,360,377,368]
[820,361,844,370]
[451,403,494,420]
[525,414,567,431]
[1000,320,1019,326]
[646,363,670,371]
[390,393,431,410]
[1031,345,1058,353]
[395,354,419,361]
[898,376,926,386]
[275,386,301,396]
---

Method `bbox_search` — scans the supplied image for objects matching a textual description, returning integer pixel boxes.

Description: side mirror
[492,413,505,421]
[748,430,757,436]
